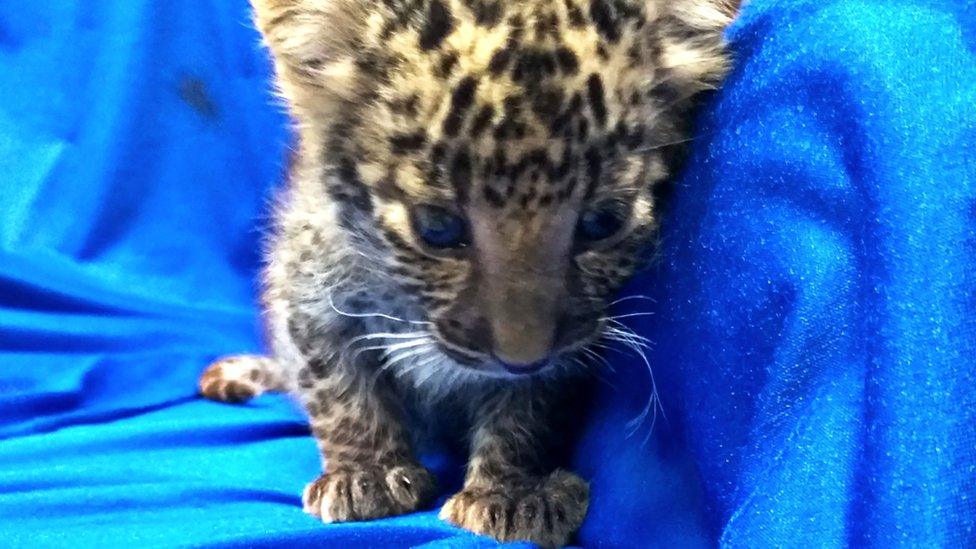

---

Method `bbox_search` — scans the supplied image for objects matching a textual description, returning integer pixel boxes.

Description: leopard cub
[201,0,738,545]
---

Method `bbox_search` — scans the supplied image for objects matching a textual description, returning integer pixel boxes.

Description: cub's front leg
[296,352,436,523]
[441,385,589,547]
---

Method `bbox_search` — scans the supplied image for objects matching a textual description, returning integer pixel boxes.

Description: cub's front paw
[302,463,436,522]
[439,470,589,548]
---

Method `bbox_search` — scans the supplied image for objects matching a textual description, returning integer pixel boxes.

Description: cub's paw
[198,355,276,403]
[440,470,589,548]
[303,463,437,522]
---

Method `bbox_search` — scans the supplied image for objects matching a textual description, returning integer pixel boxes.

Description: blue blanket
[2,0,974,546]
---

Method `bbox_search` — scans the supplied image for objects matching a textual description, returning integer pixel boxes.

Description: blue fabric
[2,0,974,547]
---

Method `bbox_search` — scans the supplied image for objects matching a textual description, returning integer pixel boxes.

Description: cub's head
[254,0,738,376]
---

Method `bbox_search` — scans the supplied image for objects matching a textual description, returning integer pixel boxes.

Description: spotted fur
[201,0,738,545]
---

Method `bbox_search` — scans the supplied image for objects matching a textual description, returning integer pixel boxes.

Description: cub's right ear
[250,0,369,110]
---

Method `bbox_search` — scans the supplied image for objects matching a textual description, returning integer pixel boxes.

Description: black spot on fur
[553,92,582,137]
[607,121,626,149]
[491,149,507,178]
[534,12,559,40]
[514,124,528,139]
[565,175,579,195]
[437,51,459,78]
[465,0,502,27]
[589,0,620,42]
[451,149,472,202]
[404,95,420,116]
[504,180,516,198]
[567,92,583,113]
[419,0,454,50]
[494,121,520,140]
[442,76,478,136]
[532,89,564,125]
[584,147,602,197]
[493,96,524,140]
[564,0,585,27]
[431,142,448,165]
[513,49,557,83]
[576,117,590,142]
[470,105,495,137]
[390,132,427,155]
[377,169,405,201]
[385,228,432,262]
[331,157,374,215]
[509,149,550,182]
[390,94,421,116]
[381,0,420,37]
[627,43,643,66]
[555,47,579,75]
[355,53,395,84]
[484,186,505,208]
[586,74,607,127]
[550,110,572,135]
[508,14,525,37]
[488,47,513,75]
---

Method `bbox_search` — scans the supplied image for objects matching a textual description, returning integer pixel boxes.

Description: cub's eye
[411,205,469,249]
[577,204,627,243]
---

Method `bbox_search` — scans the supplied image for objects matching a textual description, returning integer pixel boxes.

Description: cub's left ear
[249,0,372,120]
[658,0,743,94]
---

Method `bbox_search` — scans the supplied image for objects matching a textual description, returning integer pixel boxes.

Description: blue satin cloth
[2,0,974,547]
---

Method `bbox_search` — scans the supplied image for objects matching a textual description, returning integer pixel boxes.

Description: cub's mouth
[430,316,606,378]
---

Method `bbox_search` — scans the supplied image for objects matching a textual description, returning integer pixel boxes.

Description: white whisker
[597,322,665,447]
[411,353,444,389]
[344,331,432,351]
[608,294,657,306]
[604,323,654,347]
[351,337,433,360]
[601,312,656,321]
[578,346,614,373]
[329,295,432,326]
[383,345,433,372]
[633,133,702,154]
[569,354,618,392]
[344,334,429,360]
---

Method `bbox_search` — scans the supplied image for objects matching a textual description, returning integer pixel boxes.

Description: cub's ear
[658,0,742,95]
[250,0,370,114]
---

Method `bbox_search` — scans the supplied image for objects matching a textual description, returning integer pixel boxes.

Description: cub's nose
[489,316,555,371]
[436,308,556,373]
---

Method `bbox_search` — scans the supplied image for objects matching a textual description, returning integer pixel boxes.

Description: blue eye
[412,205,469,249]
[577,204,627,242]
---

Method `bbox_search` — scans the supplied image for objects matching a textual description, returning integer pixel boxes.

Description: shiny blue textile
[1,0,974,547]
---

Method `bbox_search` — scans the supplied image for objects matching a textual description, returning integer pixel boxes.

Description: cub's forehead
[367,0,658,127]
[351,0,663,204]
[368,0,657,55]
